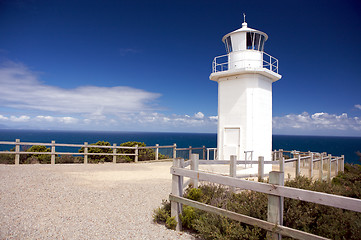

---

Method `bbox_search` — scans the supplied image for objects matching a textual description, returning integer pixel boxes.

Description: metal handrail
[212,51,279,74]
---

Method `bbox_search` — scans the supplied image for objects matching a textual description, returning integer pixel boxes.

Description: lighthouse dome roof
[222,23,268,43]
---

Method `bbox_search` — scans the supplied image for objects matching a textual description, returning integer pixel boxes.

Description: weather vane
[243,13,246,23]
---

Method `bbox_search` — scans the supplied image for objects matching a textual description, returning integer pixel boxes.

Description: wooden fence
[0,139,212,164]
[169,153,358,240]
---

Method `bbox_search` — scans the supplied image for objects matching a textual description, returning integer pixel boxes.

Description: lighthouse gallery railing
[212,51,279,74]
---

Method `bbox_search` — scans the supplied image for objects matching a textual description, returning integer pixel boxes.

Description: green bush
[118,141,168,162]
[0,153,15,164]
[153,200,171,223]
[165,216,177,230]
[332,163,361,198]
[79,141,112,163]
[179,205,199,229]
[56,155,83,164]
[154,164,361,239]
[26,145,51,164]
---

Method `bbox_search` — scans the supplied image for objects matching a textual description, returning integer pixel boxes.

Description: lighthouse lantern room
[210,15,282,172]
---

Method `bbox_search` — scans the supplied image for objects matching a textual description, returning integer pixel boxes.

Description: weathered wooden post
[268,171,284,240]
[15,139,20,165]
[230,155,237,191]
[296,154,301,178]
[341,155,345,172]
[279,157,284,173]
[112,143,117,163]
[272,150,276,161]
[155,144,159,161]
[203,146,206,160]
[319,154,323,180]
[51,140,56,165]
[335,156,339,176]
[173,143,177,159]
[279,149,283,161]
[171,158,183,231]
[84,142,88,164]
[190,154,199,188]
[327,154,332,182]
[258,156,264,182]
[188,146,192,160]
[134,145,139,163]
[309,152,313,179]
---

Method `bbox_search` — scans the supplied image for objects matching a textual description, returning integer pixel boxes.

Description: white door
[223,128,240,160]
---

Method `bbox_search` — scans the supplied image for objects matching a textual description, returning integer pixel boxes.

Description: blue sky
[0,0,360,136]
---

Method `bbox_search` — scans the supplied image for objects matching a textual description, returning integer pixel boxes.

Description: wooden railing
[170,154,359,239]
[0,139,213,164]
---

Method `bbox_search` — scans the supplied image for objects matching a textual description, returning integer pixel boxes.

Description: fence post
[279,149,283,161]
[230,155,237,191]
[319,154,323,180]
[51,140,56,165]
[341,155,345,172]
[335,157,339,176]
[258,156,264,182]
[279,157,284,173]
[113,143,117,163]
[171,158,183,231]
[155,144,159,161]
[327,154,332,182]
[203,146,206,160]
[268,171,284,240]
[190,154,199,188]
[309,153,313,179]
[179,158,184,190]
[207,148,209,160]
[15,139,20,165]
[84,142,88,164]
[135,145,138,163]
[296,154,301,178]
[188,146,192,160]
[173,143,177,159]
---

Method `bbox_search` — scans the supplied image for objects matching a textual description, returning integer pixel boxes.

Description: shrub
[154,164,361,239]
[118,141,168,162]
[165,216,177,230]
[0,153,15,164]
[153,200,171,223]
[26,145,51,164]
[79,141,112,163]
[56,155,83,164]
[179,205,199,229]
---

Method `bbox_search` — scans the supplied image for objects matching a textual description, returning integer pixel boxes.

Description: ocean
[0,129,360,164]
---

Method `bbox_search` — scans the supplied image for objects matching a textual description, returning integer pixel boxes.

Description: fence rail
[170,154,358,239]
[0,139,212,164]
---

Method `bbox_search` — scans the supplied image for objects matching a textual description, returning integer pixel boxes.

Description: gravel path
[0,163,195,240]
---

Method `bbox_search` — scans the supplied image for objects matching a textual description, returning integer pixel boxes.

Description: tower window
[246,32,253,49]
[246,32,265,51]
[225,36,233,53]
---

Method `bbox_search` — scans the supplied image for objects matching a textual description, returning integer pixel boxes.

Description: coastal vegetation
[153,164,361,239]
[0,141,169,164]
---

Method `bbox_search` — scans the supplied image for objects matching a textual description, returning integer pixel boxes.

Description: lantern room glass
[246,32,265,51]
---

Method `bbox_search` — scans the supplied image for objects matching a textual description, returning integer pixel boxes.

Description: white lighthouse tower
[210,16,281,172]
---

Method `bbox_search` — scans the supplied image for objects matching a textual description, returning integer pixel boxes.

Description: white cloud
[9,115,30,122]
[273,112,361,134]
[209,116,218,121]
[59,117,78,124]
[0,61,161,117]
[194,112,204,119]
[35,116,55,122]
[0,115,8,120]
[355,104,361,110]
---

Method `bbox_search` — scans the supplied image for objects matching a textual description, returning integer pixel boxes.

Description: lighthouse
[210,16,281,171]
